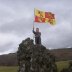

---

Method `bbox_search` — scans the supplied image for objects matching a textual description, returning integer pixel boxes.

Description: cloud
[0,33,23,54]
[0,0,72,54]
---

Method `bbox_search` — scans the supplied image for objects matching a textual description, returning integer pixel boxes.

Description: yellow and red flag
[34,9,56,25]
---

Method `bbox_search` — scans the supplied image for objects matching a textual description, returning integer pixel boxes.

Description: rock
[17,38,57,72]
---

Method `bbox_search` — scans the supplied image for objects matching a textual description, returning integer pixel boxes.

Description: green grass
[56,61,69,72]
[0,61,70,72]
[0,66,18,72]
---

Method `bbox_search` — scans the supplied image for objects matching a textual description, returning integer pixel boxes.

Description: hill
[50,48,72,61]
[0,53,17,66]
[0,48,72,66]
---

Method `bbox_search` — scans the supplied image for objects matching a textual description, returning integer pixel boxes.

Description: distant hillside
[0,48,72,66]
[0,53,17,66]
[50,48,72,61]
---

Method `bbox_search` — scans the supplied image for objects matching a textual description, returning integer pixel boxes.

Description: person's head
[36,28,39,32]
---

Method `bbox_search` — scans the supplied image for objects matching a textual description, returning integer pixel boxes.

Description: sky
[0,0,72,55]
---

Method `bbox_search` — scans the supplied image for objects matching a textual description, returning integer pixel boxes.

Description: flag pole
[33,21,35,43]
[33,8,35,44]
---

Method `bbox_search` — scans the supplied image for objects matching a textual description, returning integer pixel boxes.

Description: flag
[34,9,56,25]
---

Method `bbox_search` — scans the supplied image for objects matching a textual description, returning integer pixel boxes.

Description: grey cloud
[0,17,34,37]
[0,42,14,52]
[0,0,72,54]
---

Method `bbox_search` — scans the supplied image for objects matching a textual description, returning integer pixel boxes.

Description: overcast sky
[0,0,72,55]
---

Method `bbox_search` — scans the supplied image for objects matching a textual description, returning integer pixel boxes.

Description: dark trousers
[35,37,41,45]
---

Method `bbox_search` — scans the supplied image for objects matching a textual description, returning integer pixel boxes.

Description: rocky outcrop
[17,38,57,72]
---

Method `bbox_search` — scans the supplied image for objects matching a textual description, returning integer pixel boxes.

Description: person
[33,27,41,45]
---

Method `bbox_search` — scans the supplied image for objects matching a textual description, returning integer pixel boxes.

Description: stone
[17,38,57,72]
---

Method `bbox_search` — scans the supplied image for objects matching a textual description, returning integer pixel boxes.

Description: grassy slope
[0,61,70,72]
[56,61,69,72]
[0,66,18,72]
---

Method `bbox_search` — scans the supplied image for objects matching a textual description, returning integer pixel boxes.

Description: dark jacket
[33,30,41,38]
[33,30,41,44]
